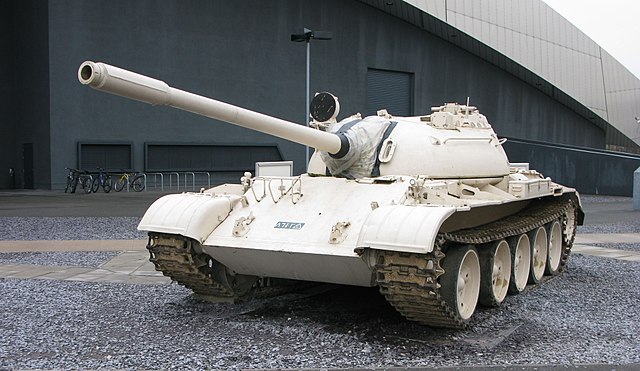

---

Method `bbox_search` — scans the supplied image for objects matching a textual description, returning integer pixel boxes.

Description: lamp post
[291,28,332,167]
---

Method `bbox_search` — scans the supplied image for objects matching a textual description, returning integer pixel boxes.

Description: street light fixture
[291,28,333,167]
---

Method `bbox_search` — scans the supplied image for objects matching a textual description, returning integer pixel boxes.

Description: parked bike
[114,170,145,192]
[64,167,92,194]
[64,167,79,193]
[91,168,112,193]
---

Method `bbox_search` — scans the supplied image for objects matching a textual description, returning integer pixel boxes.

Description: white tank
[79,61,584,328]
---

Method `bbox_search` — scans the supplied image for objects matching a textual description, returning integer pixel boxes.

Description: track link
[146,233,311,301]
[375,196,578,328]
[146,233,236,299]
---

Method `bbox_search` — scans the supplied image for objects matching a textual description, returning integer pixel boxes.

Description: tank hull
[202,244,375,287]
[140,173,580,288]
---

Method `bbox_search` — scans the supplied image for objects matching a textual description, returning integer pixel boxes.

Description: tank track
[147,233,237,299]
[146,233,310,302]
[375,196,578,329]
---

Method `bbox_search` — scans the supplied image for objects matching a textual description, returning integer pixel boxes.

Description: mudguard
[357,205,457,254]
[138,193,240,243]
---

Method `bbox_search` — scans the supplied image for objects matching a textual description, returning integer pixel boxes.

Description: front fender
[356,205,456,254]
[138,193,240,243]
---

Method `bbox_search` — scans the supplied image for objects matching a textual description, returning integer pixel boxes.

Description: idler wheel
[207,257,257,298]
[478,240,511,307]
[507,234,531,294]
[528,227,548,284]
[545,220,563,275]
[441,245,481,322]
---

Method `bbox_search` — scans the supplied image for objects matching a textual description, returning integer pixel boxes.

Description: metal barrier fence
[142,172,212,192]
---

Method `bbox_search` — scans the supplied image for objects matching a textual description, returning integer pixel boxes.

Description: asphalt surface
[0,189,638,370]
[0,189,167,217]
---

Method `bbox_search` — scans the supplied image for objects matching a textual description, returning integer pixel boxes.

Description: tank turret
[78,61,583,329]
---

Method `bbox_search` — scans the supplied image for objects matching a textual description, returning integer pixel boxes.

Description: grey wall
[505,139,640,196]
[50,1,314,189]
[1,1,51,189]
[6,0,609,192]
[0,1,13,189]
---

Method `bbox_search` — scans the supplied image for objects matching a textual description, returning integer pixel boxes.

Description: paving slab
[38,267,96,280]
[575,233,640,244]
[0,251,169,285]
[572,244,640,261]
[100,250,154,274]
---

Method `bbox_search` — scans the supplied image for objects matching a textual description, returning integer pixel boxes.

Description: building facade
[1,0,639,194]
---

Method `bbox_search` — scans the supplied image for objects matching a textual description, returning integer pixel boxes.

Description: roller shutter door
[366,68,413,117]
[145,144,282,172]
[79,143,132,171]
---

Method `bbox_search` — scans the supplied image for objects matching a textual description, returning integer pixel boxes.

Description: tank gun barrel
[78,61,343,155]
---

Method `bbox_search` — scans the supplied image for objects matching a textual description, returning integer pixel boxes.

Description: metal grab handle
[266,177,303,204]
[248,176,303,204]
[442,137,493,144]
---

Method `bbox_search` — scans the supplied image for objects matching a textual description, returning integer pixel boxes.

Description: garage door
[366,68,413,117]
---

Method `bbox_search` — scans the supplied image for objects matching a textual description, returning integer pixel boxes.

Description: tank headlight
[310,92,339,122]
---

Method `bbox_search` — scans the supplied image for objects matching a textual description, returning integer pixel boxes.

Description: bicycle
[114,170,145,192]
[91,168,112,193]
[64,168,92,194]
[78,171,93,194]
[64,167,79,193]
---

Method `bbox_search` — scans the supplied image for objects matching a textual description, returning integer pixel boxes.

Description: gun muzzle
[79,61,171,106]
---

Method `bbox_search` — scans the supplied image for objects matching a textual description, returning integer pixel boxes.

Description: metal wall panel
[505,139,640,196]
[601,49,640,146]
[404,0,640,150]
[145,144,282,172]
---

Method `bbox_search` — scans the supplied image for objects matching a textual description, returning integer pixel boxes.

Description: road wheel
[545,220,563,275]
[528,227,548,284]
[440,245,481,322]
[478,239,511,307]
[207,257,256,298]
[508,233,531,294]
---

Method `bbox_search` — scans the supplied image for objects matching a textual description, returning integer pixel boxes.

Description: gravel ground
[575,195,640,234]
[578,195,631,204]
[0,202,639,369]
[0,217,145,240]
[0,253,638,369]
[577,223,640,234]
[590,243,640,252]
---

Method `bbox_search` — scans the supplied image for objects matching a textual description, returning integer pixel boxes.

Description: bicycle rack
[193,172,211,189]
[140,173,147,192]
[183,172,195,190]
[145,172,164,192]
[139,171,212,192]
[167,172,180,190]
